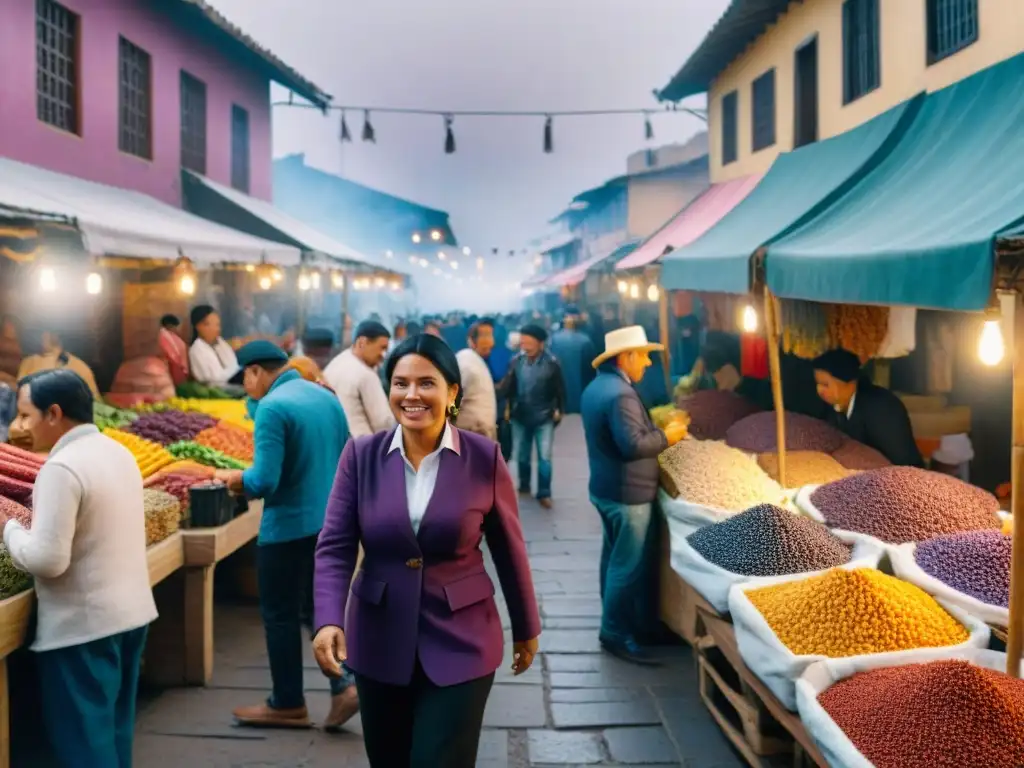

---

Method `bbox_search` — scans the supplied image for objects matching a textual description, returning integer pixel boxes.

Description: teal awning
[767,53,1024,311]
[661,98,918,294]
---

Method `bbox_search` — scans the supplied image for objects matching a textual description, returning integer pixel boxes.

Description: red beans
[726,411,846,454]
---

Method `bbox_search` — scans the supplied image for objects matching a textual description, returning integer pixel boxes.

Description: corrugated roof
[658,0,791,102]
[170,0,331,110]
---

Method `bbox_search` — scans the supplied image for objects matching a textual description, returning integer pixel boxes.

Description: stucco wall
[706,0,1024,182]
[0,0,273,203]
[627,171,708,239]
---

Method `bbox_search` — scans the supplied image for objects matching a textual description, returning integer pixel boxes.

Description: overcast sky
[210,0,726,260]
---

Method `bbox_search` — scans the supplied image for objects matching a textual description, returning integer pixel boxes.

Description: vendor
[188,305,241,386]
[17,330,100,398]
[158,314,189,386]
[812,348,924,468]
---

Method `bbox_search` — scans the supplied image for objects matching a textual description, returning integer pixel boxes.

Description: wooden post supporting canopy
[658,278,672,399]
[1007,290,1024,676]
[763,286,787,488]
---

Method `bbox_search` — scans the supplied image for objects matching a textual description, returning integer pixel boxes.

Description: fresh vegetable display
[658,439,784,511]
[0,545,31,599]
[195,423,254,462]
[167,441,249,470]
[143,460,215,488]
[0,496,32,528]
[142,488,181,545]
[156,398,254,432]
[686,503,851,577]
[102,429,175,479]
[809,466,1001,544]
[93,401,140,431]
[914,530,1011,608]
[125,410,217,446]
[818,660,1024,768]
[676,390,762,441]
[726,411,846,454]
[176,381,235,400]
[756,451,854,487]
[745,568,969,657]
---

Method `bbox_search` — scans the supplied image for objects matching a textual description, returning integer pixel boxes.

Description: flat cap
[236,340,288,368]
[520,324,548,343]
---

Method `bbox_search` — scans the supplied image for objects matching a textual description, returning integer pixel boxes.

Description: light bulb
[741,304,758,333]
[629,283,639,299]
[617,280,628,294]
[179,274,196,296]
[375,277,386,288]
[419,258,429,268]
[272,269,283,282]
[412,233,422,244]
[39,268,57,292]
[310,272,322,290]
[647,284,659,302]
[390,280,401,291]
[331,273,344,289]
[244,264,255,273]
[476,257,484,270]
[259,276,272,291]
[430,230,441,242]
[85,272,103,295]
[462,246,471,256]
[438,251,446,260]
[978,318,1005,366]
[385,250,393,258]
[298,273,311,291]
[450,261,458,270]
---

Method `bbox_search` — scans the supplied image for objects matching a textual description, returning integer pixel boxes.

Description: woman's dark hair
[384,333,463,412]
[17,368,94,424]
[161,314,180,328]
[190,305,216,343]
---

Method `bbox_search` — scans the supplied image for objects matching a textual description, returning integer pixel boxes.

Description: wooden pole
[763,286,787,487]
[1007,290,1024,676]
[658,286,672,399]
[341,272,351,349]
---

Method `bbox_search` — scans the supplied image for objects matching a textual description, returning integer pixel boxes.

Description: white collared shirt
[836,391,857,420]
[388,423,460,535]
[189,337,239,385]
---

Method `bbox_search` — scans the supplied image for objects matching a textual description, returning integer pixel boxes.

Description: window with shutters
[36,0,79,134]
[180,72,207,174]
[843,0,880,104]
[751,69,776,152]
[118,37,152,159]
[926,0,978,64]
[721,90,738,165]
[231,105,251,193]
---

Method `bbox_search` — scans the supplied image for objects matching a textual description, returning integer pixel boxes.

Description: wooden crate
[658,516,718,644]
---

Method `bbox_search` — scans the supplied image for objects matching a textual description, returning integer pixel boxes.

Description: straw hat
[592,325,664,368]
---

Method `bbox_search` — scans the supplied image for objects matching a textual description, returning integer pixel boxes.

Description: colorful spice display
[757,451,854,487]
[780,300,831,359]
[686,504,851,577]
[726,412,846,454]
[659,439,784,511]
[102,429,175,479]
[818,660,1024,768]
[125,410,217,446]
[914,530,1011,608]
[0,496,31,528]
[745,568,969,657]
[142,489,181,546]
[160,397,254,431]
[0,444,42,506]
[830,438,892,470]
[810,466,1000,543]
[93,401,139,431]
[676,390,762,441]
[827,304,890,362]
[148,473,202,520]
[167,441,249,470]
[195,423,254,462]
[0,545,32,599]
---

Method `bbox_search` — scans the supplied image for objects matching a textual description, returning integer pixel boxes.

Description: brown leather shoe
[323,687,360,733]
[233,702,312,729]
[538,497,553,509]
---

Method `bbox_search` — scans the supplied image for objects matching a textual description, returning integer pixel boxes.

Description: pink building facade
[0,0,328,205]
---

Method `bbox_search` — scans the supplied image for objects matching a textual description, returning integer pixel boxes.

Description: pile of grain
[757,451,855,487]
[745,568,969,657]
[686,504,851,577]
[819,660,1024,768]
[830,439,892,470]
[810,467,1000,543]
[914,530,1011,608]
[143,488,181,546]
[676,390,762,441]
[659,440,784,511]
[726,412,846,454]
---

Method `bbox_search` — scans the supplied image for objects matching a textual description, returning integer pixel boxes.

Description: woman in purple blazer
[313,333,541,767]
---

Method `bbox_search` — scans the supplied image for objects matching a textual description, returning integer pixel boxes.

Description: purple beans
[125,410,217,446]
[914,530,1011,608]
[831,439,892,470]
[811,466,1000,544]
[677,390,762,441]
[726,411,845,454]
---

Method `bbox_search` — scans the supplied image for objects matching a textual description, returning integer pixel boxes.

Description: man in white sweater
[455,319,498,440]
[322,320,395,437]
[2,368,156,766]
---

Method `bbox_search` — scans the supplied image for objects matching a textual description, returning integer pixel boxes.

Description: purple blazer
[314,426,542,687]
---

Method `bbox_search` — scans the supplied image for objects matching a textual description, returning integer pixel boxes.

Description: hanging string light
[340,110,352,142]
[444,115,456,154]
[37,266,57,293]
[543,116,553,154]
[85,271,103,295]
[173,255,197,296]
[361,110,375,143]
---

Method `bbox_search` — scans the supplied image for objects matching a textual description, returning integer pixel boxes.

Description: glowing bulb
[978,319,1005,366]
[438,251,446,260]
[310,272,322,290]
[741,304,758,333]
[38,267,57,292]
[390,280,401,291]
[617,280,628,294]
[85,272,102,295]
[533,256,542,266]
[331,272,344,289]
[244,264,255,273]
[179,274,196,296]
[374,277,386,288]
[647,284,659,302]
[450,261,458,270]
[259,276,272,291]
[629,283,639,299]
[419,258,429,268]
[385,250,393,258]
[462,246,471,256]
[430,230,441,241]
[272,269,283,282]
[412,233,422,244]
[298,273,311,291]
[476,257,484,270]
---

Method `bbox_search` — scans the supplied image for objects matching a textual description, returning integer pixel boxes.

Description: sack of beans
[728,565,989,710]
[889,531,1010,628]
[796,649,1022,768]
[726,411,846,454]
[673,504,884,613]
[676,390,762,441]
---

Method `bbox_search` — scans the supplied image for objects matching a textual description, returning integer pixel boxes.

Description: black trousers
[355,662,495,768]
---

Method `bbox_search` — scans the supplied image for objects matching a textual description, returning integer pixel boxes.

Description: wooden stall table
[143,503,262,688]
[658,515,718,645]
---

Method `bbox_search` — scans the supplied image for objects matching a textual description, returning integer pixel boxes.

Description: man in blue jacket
[214,341,357,731]
[581,327,687,666]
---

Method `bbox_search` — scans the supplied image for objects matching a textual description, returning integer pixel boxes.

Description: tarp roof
[0,157,300,266]
[767,53,1024,311]
[616,173,762,271]
[546,240,641,287]
[661,97,920,294]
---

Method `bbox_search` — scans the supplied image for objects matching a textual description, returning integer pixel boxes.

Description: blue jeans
[513,420,555,499]
[591,496,655,644]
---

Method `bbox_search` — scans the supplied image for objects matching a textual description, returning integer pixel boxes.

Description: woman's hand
[312,625,347,678]
[511,637,539,675]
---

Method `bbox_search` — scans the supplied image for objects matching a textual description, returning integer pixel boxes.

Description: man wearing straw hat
[581,326,687,666]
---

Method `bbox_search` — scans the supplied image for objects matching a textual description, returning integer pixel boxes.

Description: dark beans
[677,390,762,441]
[726,412,846,454]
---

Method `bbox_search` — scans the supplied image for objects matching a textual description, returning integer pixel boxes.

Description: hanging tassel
[444,115,456,154]
[361,110,375,143]
[340,111,351,142]
[645,113,654,140]
[543,116,553,153]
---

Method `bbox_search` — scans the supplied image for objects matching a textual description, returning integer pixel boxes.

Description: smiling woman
[386,333,463,441]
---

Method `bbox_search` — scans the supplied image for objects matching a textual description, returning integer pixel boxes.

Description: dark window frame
[35,0,80,134]
[793,35,819,149]
[721,90,738,166]
[231,104,251,193]
[926,0,979,65]
[751,69,776,152]
[842,0,881,104]
[180,71,208,174]
[118,36,153,160]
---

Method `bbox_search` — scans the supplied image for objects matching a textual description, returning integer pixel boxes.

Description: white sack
[796,648,1017,768]
[728,567,990,711]
[877,306,917,359]
[794,485,896,553]
[658,487,737,539]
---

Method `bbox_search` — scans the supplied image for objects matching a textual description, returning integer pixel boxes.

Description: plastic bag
[796,648,1016,768]
[728,566,991,711]
[889,541,1008,628]
[673,533,885,615]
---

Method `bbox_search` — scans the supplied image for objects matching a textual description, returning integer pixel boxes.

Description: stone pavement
[131,416,745,767]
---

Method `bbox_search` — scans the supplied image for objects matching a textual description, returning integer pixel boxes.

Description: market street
[130,416,743,768]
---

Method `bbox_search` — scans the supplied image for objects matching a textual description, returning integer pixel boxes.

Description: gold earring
[447,402,460,418]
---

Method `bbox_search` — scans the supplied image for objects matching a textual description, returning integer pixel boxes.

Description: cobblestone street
[132,417,744,767]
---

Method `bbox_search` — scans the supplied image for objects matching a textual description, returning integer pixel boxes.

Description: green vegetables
[166,440,248,470]
[94,401,139,431]
[0,546,31,599]
[176,382,235,400]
